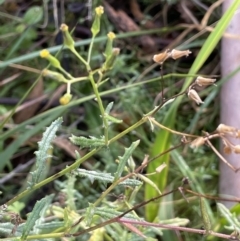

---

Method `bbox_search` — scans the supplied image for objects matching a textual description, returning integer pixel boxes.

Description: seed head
[153,50,170,64]
[188,89,204,105]
[234,145,240,154]
[190,137,205,148]
[195,76,216,87]
[170,49,191,60]
[216,124,236,134]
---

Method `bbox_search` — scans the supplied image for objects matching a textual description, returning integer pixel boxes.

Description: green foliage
[1,1,240,240]
[28,118,63,188]
[21,195,53,240]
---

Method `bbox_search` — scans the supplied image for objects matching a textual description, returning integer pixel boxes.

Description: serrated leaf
[28,118,62,188]
[0,222,24,237]
[105,102,114,114]
[23,6,43,25]
[200,198,211,234]
[76,168,142,187]
[85,203,95,226]
[69,135,105,149]
[217,202,240,231]
[114,140,140,181]
[21,195,53,240]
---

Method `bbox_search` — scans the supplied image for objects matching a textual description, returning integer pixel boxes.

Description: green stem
[88,72,109,145]
[70,47,90,71]
[58,66,74,79]
[87,35,96,65]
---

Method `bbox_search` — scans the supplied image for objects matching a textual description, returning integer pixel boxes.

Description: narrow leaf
[69,135,105,149]
[28,117,63,188]
[105,102,114,114]
[21,195,53,240]
[200,197,211,234]
[114,140,140,180]
[217,202,240,231]
[76,168,142,187]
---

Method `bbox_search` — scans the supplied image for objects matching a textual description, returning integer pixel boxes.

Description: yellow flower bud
[59,93,72,105]
[95,6,104,16]
[40,49,50,58]
[40,49,61,69]
[60,23,75,50]
[91,6,104,36]
[107,32,116,40]
[104,32,116,58]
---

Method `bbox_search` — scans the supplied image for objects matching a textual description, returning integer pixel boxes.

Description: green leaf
[23,6,43,25]
[76,168,142,187]
[114,140,140,181]
[21,195,53,240]
[217,203,240,231]
[200,198,211,234]
[28,117,63,188]
[69,135,105,149]
[105,102,114,114]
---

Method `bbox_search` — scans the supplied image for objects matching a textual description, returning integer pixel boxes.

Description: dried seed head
[170,49,191,60]
[195,76,216,87]
[216,124,236,134]
[153,50,170,64]
[233,145,240,154]
[190,137,205,148]
[188,89,204,105]
[223,145,232,154]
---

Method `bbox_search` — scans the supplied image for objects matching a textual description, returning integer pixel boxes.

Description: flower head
[107,32,116,40]
[40,49,61,69]
[95,6,104,16]
[59,93,72,105]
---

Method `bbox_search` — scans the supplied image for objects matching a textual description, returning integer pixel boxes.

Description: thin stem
[150,118,198,138]
[70,47,90,71]
[58,66,74,79]
[67,82,71,94]
[87,35,95,65]
[88,72,109,144]
[206,139,237,172]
